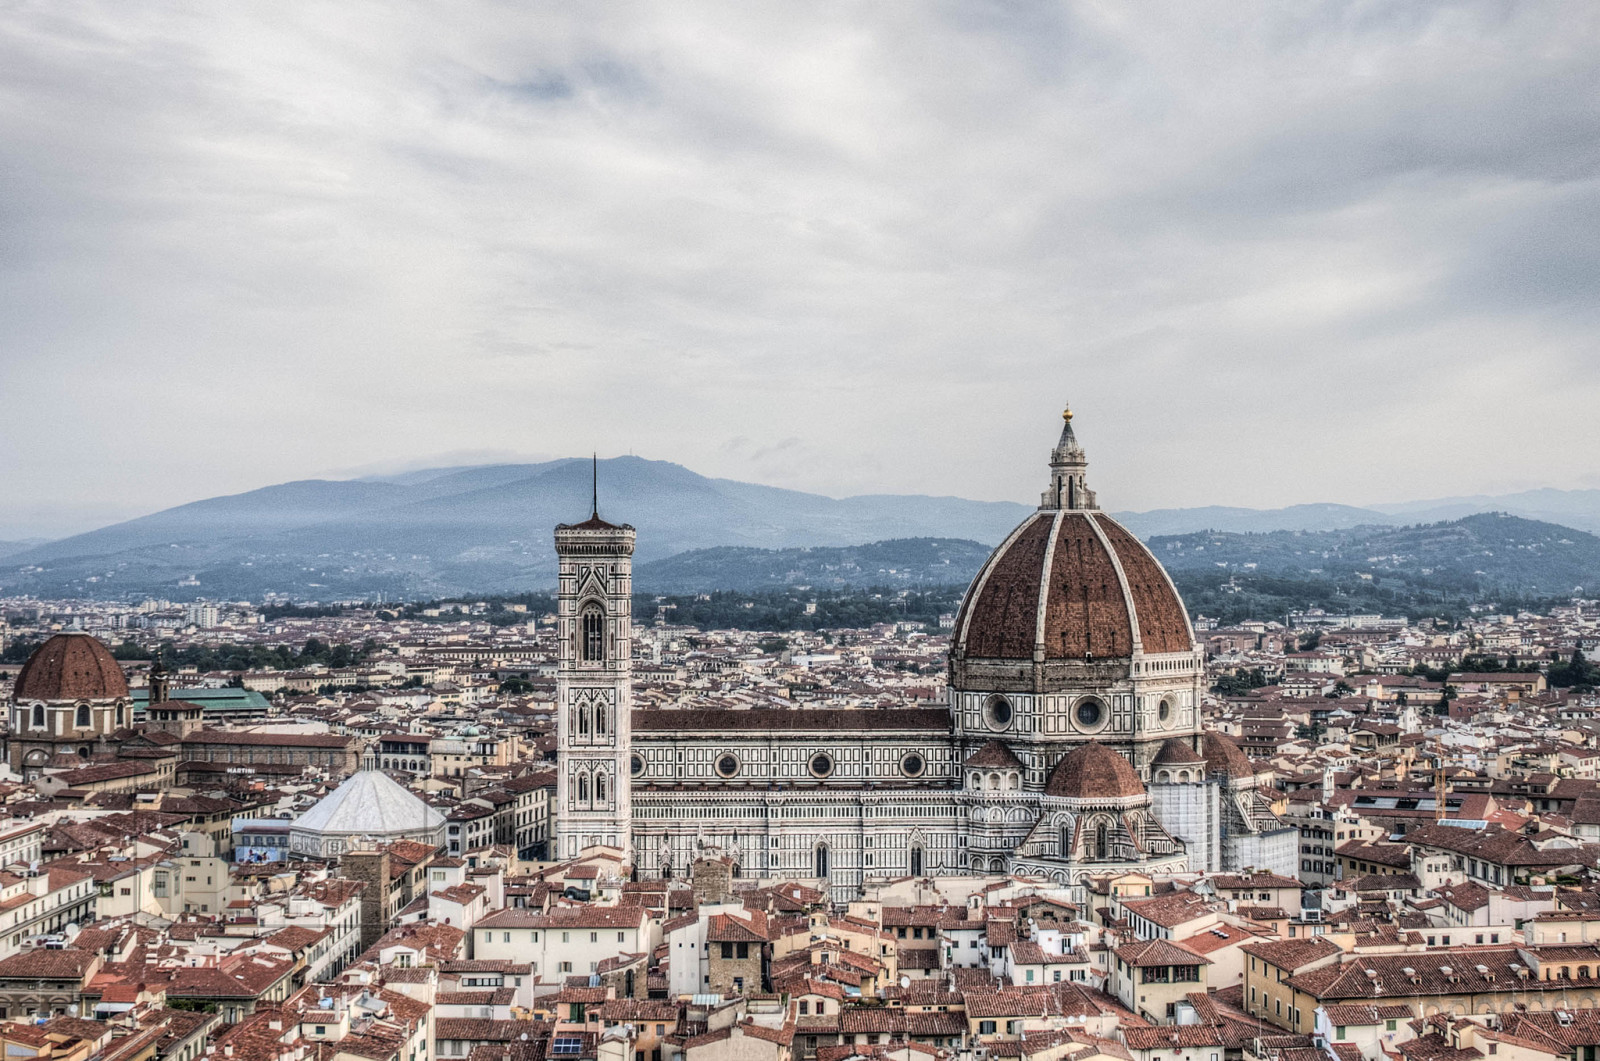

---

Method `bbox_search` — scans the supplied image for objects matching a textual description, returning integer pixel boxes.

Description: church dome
[1202,730,1256,779]
[1045,741,1146,800]
[1151,737,1206,767]
[951,410,1193,663]
[15,634,128,701]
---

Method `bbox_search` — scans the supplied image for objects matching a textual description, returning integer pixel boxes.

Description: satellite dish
[899,976,910,989]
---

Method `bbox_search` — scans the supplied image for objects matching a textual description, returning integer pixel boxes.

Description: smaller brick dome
[15,634,128,701]
[1202,730,1256,779]
[1045,741,1145,800]
[1151,737,1206,767]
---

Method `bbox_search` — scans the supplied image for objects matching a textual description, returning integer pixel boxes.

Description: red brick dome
[1045,741,1146,800]
[14,634,128,701]
[951,408,1193,664]
[952,509,1193,661]
[1201,730,1256,779]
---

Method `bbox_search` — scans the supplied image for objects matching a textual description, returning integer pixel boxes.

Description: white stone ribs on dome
[1032,509,1066,664]
[1084,512,1143,655]
[954,512,1040,651]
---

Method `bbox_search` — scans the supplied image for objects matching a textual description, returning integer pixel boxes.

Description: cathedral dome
[1045,741,1146,800]
[15,634,128,701]
[951,410,1193,663]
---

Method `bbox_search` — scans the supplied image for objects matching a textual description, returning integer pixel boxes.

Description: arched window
[595,706,607,738]
[581,605,605,662]
[595,773,607,805]
[1060,826,1073,854]
[577,774,589,804]
[31,704,43,729]
[577,706,589,737]
[815,845,830,879]
[1095,822,1109,860]
[116,705,124,726]
[75,705,90,729]
[910,846,924,877]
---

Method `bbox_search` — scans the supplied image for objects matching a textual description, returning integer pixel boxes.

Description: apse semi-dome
[15,634,129,701]
[1045,740,1147,800]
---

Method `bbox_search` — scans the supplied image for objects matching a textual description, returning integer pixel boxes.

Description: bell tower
[553,462,636,863]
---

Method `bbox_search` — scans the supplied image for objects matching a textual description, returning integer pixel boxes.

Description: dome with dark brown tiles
[1202,730,1257,779]
[1151,737,1206,767]
[951,410,1193,663]
[1045,741,1146,800]
[14,634,128,701]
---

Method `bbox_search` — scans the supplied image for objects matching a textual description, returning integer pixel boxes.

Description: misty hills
[0,458,1032,600]
[641,514,1600,621]
[1156,513,1600,622]
[634,539,996,593]
[7,451,1600,604]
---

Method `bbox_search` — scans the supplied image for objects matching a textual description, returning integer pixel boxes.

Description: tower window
[31,704,43,729]
[581,605,605,662]
[595,773,607,804]
[76,705,90,729]
[1095,821,1109,860]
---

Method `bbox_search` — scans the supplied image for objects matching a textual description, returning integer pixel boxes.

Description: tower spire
[592,453,599,519]
[1041,403,1097,511]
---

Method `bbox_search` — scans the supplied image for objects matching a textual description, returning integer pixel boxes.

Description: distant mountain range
[6,455,1600,603]
[0,458,1030,600]
[634,539,995,594]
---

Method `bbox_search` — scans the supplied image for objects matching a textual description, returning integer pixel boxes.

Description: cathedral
[554,409,1298,900]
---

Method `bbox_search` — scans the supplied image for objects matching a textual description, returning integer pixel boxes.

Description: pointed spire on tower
[591,453,599,519]
[1041,403,1098,511]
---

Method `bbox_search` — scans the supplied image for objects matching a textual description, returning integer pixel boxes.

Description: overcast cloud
[2,1,1598,538]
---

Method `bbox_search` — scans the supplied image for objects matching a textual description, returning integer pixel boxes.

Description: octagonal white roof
[293,769,445,838]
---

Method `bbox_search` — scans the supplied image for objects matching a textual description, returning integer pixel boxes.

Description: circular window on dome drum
[1074,697,1106,731]
[809,753,834,778]
[630,753,645,778]
[1158,699,1171,723]
[983,695,1014,731]
[901,752,925,778]
[716,753,740,779]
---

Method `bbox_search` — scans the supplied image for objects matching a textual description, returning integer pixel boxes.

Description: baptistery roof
[952,410,1193,662]
[15,634,128,701]
[1045,740,1146,800]
[293,769,445,838]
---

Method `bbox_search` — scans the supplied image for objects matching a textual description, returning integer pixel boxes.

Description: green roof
[132,687,271,714]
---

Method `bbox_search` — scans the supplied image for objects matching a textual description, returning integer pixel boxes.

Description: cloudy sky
[2,2,1597,539]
